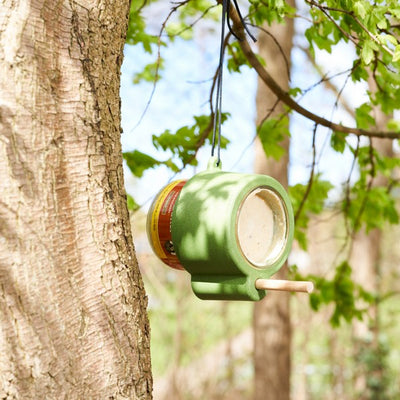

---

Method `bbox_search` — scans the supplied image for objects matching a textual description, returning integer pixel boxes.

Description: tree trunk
[0,1,152,399]
[253,2,295,399]
[350,77,393,398]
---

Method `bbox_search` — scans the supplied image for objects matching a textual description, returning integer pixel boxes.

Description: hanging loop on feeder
[207,155,223,170]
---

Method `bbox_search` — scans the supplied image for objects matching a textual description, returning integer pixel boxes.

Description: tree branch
[228,6,400,140]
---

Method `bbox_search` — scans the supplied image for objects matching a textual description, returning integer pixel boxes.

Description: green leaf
[361,40,378,65]
[330,262,359,326]
[227,42,251,73]
[309,293,321,311]
[355,103,375,129]
[166,22,193,40]
[126,4,159,53]
[249,0,295,25]
[288,87,302,97]
[393,45,400,62]
[377,19,388,30]
[127,194,140,211]
[387,119,400,132]
[123,150,161,177]
[377,34,397,46]
[133,59,164,84]
[390,7,400,20]
[257,116,290,161]
[330,131,347,153]
[300,262,374,327]
[176,0,215,20]
[354,1,367,19]
[351,60,369,82]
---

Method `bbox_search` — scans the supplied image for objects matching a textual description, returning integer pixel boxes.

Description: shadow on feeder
[147,157,314,301]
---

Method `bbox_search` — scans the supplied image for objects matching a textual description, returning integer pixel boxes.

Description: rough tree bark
[253,2,295,399]
[0,1,152,399]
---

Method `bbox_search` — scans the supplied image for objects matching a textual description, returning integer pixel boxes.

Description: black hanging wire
[210,0,226,165]
[228,0,257,42]
[211,0,256,166]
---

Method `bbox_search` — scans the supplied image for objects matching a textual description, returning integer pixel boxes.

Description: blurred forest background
[131,211,400,399]
[122,0,400,399]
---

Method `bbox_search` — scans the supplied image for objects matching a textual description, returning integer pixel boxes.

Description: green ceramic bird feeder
[147,157,313,301]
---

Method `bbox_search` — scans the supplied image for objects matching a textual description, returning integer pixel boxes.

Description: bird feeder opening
[236,187,289,268]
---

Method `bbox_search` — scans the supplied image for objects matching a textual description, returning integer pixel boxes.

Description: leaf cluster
[302,0,400,112]
[343,145,400,232]
[293,261,375,327]
[290,175,333,250]
[123,114,230,178]
[249,0,296,25]
[126,1,160,53]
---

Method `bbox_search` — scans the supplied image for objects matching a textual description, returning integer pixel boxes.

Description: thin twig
[230,98,281,170]
[343,137,360,237]
[351,139,375,232]
[294,124,318,222]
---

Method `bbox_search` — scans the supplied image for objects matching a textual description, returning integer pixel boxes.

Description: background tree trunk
[0,1,152,399]
[350,77,394,399]
[253,2,294,400]
[253,2,295,399]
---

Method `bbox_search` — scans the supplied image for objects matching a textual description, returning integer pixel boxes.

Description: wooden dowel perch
[255,279,314,293]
